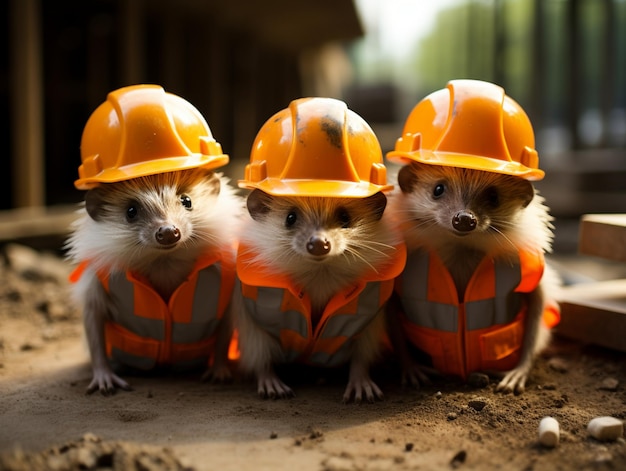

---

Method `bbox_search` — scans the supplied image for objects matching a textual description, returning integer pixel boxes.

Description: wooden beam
[556,280,626,352]
[578,214,626,263]
[0,206,78,242]
[556,213,626,351]
[9,0,45,208]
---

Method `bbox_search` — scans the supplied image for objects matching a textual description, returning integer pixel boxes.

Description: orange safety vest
[71,248,236,371]
[395,248,560,379]
[237,241,406,367]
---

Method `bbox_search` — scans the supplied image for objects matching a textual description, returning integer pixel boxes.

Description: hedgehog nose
[156,225,181,245]
[307,236,331,256]
[452,211,477,232]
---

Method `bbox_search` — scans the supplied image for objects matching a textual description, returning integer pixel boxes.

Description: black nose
[307,236,331,256]
[452,211,477,232]
[156,225,181,245]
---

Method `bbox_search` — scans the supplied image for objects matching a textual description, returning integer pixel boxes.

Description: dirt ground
[0,243,625,471]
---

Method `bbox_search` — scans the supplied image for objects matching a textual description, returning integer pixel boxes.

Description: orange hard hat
[239,97,392,197]
[387,79,544,181]
[75,84,228,190]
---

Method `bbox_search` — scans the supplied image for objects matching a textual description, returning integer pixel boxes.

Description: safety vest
[71,248,236,371]
[237,241,406,367]
[396,248,560,379]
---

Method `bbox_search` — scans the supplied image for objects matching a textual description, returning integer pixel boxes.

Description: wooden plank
[578,214,626,262]
[555,279,626,352]
[0,206,78,241]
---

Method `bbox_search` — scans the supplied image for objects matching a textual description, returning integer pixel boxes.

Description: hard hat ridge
[75,84,228,190]
[387,79,544,181]
[240,96,393,197]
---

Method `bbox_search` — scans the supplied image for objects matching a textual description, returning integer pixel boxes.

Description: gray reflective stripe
[400,250,459,332]
[244,287,308,339]
[466,257,523,330]
[172,318,221,344]
[172,264,222,343]
[111,347,156,370]
[192,264,222,322]
[108,264,223,344]
[108,272,165,341]
[402,249,429,299]
[404,300,459,332]
[320,282,382,339]
[401,250,524,332]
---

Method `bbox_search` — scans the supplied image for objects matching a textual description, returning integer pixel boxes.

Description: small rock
[599,377,619,392]
[538,417,559,448]
[447,412,458,421]
[450,450,467,468]
[404,443,414,452]
[76,447,97,469]
[468,399,487,412]
[269,432,278,439]
[547,357,569,373]
[587,416,624,441]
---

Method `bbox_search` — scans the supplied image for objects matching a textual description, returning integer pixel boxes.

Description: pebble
[538,417,559,448]
[587,416,624,441]
[450,450,467,468]
[598,377,619,391]
[468,398,487,412]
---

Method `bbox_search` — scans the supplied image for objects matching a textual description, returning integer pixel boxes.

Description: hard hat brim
[238,179,394,198]
[74,154,229,190]
[386,150,545,181]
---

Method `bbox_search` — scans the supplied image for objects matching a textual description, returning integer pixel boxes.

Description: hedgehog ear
[365,191,388,221]
[202,170,221,195]
[246,189,273,221]
[519,179,535,208]
[84,187,105,221]
[397,165,418,193]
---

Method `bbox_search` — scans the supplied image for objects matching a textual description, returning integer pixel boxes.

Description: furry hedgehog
[235,97,406,403]
[66,85,243,394]
[385,80,561,394]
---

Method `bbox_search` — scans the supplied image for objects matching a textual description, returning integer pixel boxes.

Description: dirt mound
[0,433,191,471]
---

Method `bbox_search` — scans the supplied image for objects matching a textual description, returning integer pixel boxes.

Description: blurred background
[2,0,625,253]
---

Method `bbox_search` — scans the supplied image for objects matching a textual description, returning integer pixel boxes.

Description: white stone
[587,416,624,442]
[538,417,560,448]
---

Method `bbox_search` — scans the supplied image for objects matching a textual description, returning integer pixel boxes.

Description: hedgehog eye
[126,204,139,222]
[485,187,499,207]
[433,183,445,198]
[337,208,351,228]
[180,195,192,210]
[285,211,297,228]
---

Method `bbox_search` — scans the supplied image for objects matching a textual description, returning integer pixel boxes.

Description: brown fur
[236,189,401,402]
[388,162,560,393]
[65,169,244,394]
